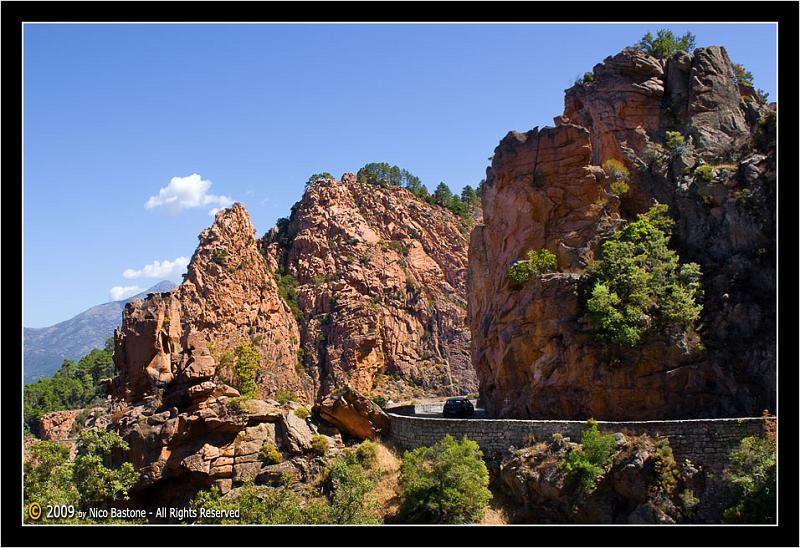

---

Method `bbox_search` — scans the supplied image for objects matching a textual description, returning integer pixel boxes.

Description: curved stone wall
[387,412,775,475]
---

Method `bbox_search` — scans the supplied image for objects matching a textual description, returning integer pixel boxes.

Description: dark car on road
[443,397,475,418]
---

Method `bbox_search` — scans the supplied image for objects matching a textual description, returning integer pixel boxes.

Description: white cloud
[123,256,189,280]
[145,174,233,215]
[109,285,144,301]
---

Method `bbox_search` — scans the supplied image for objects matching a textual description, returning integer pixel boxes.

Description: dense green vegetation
[722,435,776,523]
[190,440,381,524]
[232,341,260,399]
[24,340,115,434]
[24,430,140,523]
[273,270,304,322]
[586,204,702,347]
[355,162,480,222]
[321,440,381,524]
[560,419,617,493]
[507,248,558,285]
[397,434,492,524]
[635,29,696,58]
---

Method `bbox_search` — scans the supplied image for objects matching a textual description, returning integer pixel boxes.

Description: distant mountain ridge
[24,281,175,383]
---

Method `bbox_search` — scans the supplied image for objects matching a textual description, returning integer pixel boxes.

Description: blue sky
[23,23,777,327]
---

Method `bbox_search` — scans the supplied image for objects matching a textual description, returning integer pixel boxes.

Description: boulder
[313,386,390,440]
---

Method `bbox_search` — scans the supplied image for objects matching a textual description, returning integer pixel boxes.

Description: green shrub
[654,441,679,495]
[24,441,79,523]
[722,436,776,523]
[733,63,754,89]
[322,449,381,524]
[190,482,330,524]
[259,442,284,464]
[371,395,387,409]
[398,435,492,523]
[277,390,296,405]
[610,181,630,196]
[526,248,558,273]
[665,131,685,151]
[602,158,629,182]
[232,342,260,399]
[72,430,139,507]
[635,29,696,58]
[293,407,310,420]
[311,435,329,456]
[354,440,379,468]
[586,204,702,347]
[694,164,716,183]
[507,248,558,286]
[560,419,616,493]
[507,261,533,284]
[306,172,334,186]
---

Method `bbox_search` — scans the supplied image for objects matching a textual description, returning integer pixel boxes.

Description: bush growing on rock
[321,444,382,524]
[397,434,491,523]
[306,172,334,186]
[72,430,139,508]
[722,435,776,523]
[586,203,702,347]
[635,29,696,58]
[560,419,616,493]
[311,435,329,456]
[258,442,284,464]
[694,164,717,183]
[293,406,310,420]
[232,342,260,399]
[277,390,296,405]
[507,248,558,285]
[665,131,686,151]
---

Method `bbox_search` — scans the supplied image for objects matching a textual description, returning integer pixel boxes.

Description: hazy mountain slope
[24,281,175,383]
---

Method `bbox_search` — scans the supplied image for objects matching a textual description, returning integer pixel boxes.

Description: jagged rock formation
[113,204,311,404]
[110,318,341,510]
[105,178,477,510]
[500,433,703,523]
[470,46,775,419]
[263,174,478,401]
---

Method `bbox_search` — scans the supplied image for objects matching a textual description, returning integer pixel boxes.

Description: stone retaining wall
[387,412,775,475]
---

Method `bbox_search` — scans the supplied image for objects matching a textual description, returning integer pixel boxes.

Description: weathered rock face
[313,386,391,440]
[500,433,703,524]
[471,46,775,419]
[39,409,82,441]
[113,204,311,404]
[114,388,341,512]
[264,176,478,401]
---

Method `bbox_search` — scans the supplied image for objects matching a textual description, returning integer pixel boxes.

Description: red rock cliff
[470,46,775,419]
